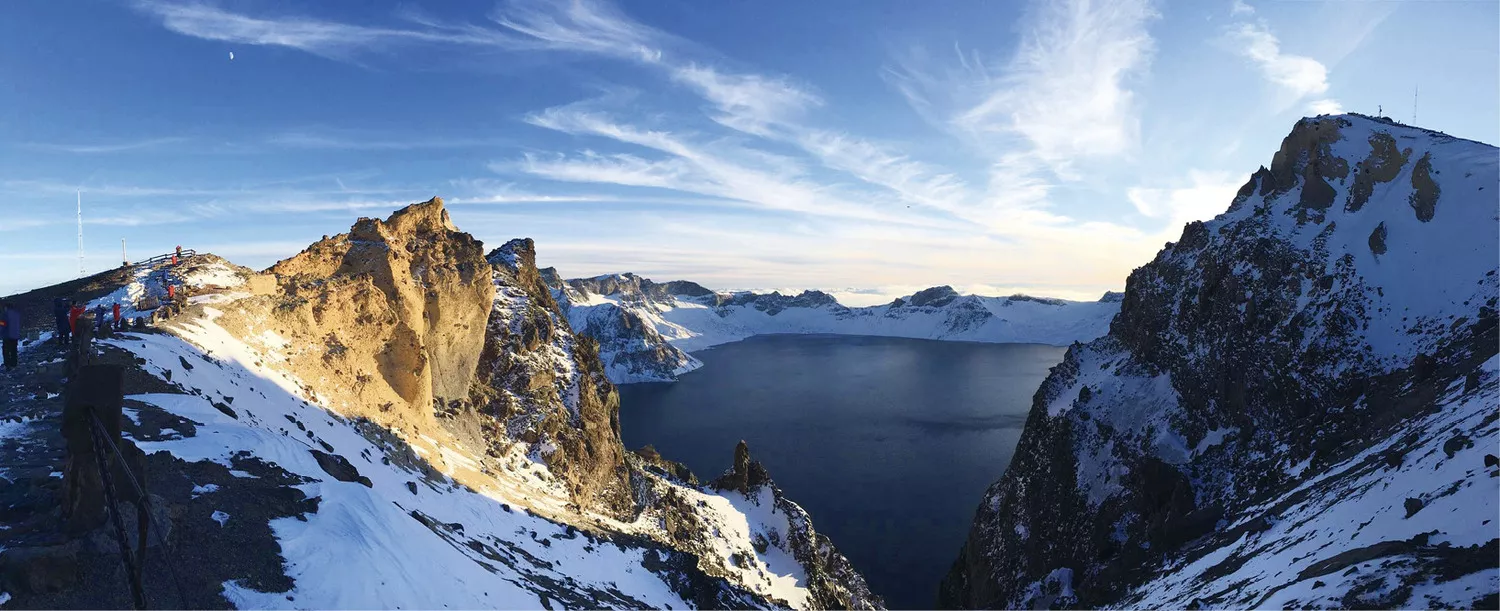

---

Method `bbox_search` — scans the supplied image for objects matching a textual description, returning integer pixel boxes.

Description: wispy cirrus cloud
[22,137,188,154]
[484,0,666,62]
[136,0,667,62]
[137,1,472,57]
[671,64,822,136]
[264,130,513,150]
[518,105,970,229]
[879,0,1158,227]
[953,0,1158,173]
[796,131,971,213]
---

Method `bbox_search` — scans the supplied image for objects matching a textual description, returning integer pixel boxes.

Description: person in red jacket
[68,302,85,333]
[113,302,122,329]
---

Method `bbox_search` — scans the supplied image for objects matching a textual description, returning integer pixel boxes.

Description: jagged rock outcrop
[940,114,1499,609]
[464,237,635,517]
[253,197,494,432]
[703,441,884,610]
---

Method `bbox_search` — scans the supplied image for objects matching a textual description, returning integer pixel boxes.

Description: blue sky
[2,0,1495,302]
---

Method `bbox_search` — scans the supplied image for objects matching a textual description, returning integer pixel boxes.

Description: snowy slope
[551,274,1119,383]
[96,291,870,609]
[1116,355,1499,609]
[941,114,1499,609]
[86,256,251,320]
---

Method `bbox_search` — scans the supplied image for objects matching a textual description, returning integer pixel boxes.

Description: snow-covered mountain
[940,114,1500,609]
[0,199,879,609]
[545,273,1121,383]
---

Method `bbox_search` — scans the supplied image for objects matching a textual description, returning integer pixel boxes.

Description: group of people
[0,298,134,370]
[53,297,86,345]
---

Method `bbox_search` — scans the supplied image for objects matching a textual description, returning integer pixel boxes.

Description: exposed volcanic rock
[467,237,634,517]
[704,441,884,610]
[256,197,494,432]
[940,114,1499,609]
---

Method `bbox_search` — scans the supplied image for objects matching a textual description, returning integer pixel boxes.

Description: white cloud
[1126,169,1246,229]
[878,0,1157,223]
[1230,0,1255,17]
[264,130,511,150]
[486,0,665,63]
[1228,21,1330,99]
[796,131,970,213]
[137,1,469,57]
[23,137,187,154]
[954,0,1158,168]
[136,0,657,62]
[1308,98,1344,115]
[671,64,821,135]
[519,107,966,228]
[517,151,705,192]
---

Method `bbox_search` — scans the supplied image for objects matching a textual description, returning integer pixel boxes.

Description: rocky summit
[939,114,1499,609]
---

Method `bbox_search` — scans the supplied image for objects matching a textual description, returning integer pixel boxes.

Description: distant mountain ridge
[535,271,1122,383]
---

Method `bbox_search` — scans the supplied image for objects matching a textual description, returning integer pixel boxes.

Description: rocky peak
[537,266,564,291]
[903,285,959,307]
[942,115,1499,608]
[660,280,714,297]
[1005,294,1067,306]
[709,440,772,496]
[1098,291,1125,303]
[350,196,458,243]
[488,237,536,272]
[262,198,494,427]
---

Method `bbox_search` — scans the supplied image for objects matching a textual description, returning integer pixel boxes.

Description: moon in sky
[229,51,235,60]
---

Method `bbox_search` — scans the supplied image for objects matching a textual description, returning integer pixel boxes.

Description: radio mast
[1413,85,1419,123]
[77,190,84,277]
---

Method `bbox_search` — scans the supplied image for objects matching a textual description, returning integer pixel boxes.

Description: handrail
[132,250,197,268]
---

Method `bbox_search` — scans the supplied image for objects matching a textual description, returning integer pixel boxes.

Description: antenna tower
[77,190,84,277]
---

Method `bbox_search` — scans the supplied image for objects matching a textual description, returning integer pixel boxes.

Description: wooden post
[62,364,123,533]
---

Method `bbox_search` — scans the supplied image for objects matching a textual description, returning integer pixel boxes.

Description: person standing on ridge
[68,301,85,335]
[53,297,71,344]
[2,302,20,370]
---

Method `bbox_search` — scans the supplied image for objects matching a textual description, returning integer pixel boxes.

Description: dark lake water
[617,334,1066,609]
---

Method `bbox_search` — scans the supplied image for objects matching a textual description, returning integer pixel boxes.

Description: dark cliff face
[940,115,1500,609]
[464,237,635,518]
